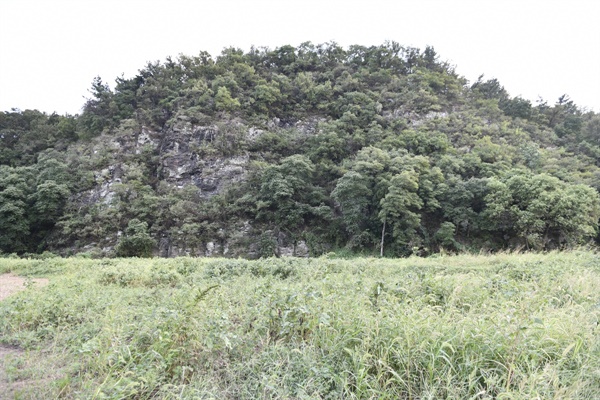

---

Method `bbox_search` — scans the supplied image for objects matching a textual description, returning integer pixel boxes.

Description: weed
[0,252,599,398]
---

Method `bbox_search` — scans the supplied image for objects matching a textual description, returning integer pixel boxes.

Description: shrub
[115,219,156,258]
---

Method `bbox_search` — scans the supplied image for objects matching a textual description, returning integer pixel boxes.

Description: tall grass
[1,251,599,398]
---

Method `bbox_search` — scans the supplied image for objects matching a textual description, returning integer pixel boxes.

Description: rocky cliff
[67,114,319,258]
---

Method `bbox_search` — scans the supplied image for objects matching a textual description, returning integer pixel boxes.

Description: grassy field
[0,251,599,399]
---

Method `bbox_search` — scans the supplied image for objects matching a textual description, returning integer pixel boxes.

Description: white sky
[1,0,599,115]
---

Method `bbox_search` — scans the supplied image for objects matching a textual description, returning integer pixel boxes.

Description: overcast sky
[1,0,599,115]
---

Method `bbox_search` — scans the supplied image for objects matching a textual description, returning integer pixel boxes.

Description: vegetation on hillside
[1,42,600,256]
[1,252,599,398]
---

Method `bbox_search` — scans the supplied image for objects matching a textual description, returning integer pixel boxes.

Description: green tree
[439,177,489,239]
[484,173,600,249]
[0,166,34,253]
[333,147,444,255]
[255,155,329,244]
[30,180,70,224]
[79,76,118,137]
[434,221,459,251]
[378,170,423,252]
[215,86,241,112]
[331,171,372,248]
[116,219,156,257]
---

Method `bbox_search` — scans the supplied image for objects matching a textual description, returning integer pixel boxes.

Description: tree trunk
[380,219,386,257]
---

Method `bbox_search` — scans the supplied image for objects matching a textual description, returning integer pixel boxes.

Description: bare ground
[0,274,49,302]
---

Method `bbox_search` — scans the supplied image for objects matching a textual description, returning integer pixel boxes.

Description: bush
[115,219,156,258]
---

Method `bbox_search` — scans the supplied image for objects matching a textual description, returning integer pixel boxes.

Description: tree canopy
[1,42,599,257]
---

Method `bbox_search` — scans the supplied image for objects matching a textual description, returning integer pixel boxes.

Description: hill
[1,42,599,257]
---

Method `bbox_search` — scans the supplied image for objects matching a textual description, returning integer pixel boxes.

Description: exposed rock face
[83,118,252,199]
[278,241,310,257]
[277,231,310,258]
[158,118,249,195]
[71,116,315,258]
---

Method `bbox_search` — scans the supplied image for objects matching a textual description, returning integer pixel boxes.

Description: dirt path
[1,274,51,399]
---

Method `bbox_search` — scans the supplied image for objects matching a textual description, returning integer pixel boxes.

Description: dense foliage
[1,252,599,397]
[1,42,600,256]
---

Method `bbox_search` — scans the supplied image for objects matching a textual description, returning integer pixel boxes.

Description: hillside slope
[1,42,599,257]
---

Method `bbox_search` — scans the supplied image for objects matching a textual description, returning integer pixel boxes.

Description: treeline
[1,42,600,256]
